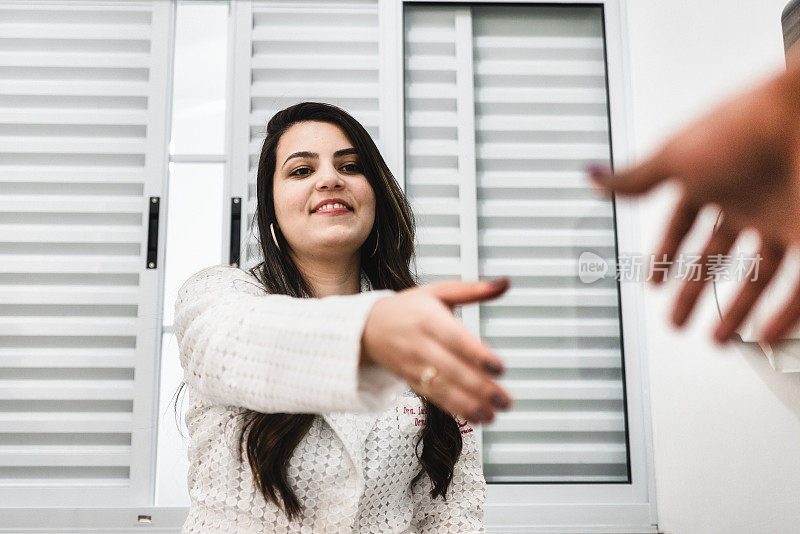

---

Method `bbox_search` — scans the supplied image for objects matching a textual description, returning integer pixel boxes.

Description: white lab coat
[174,264,486,533]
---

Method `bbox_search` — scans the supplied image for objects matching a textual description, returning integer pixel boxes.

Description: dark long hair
[174,102,463,522]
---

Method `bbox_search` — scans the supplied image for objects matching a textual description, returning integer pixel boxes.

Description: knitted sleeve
[410,419,487,533]
[173,264,407,414]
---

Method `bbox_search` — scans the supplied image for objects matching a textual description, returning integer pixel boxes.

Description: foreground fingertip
[483,360,504,376]
[474,407,491,422]
[760,324,779,345]
[712,329,729,346]
[490,277,510,291]
[762,331,777,346]
[671,308,686,328]
[586,164,612,184]
[490,392,512,410]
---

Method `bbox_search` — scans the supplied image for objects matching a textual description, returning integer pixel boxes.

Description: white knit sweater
[173,264,486,533]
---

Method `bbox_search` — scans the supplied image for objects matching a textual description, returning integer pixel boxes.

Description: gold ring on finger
[419,366,438,388]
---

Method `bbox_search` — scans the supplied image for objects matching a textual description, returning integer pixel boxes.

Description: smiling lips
[311,201,353,216]
[313,207,351,216]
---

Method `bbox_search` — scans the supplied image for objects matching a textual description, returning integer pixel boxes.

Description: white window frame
[0,0,192,530]
[0,1,656,531]
[0,0,175,521]
[385,1,657,532]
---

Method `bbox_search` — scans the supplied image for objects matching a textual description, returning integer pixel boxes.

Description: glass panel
[403,3,629,484]
[471,4,627,485]
[155,332,190,506]
[156,0,229,508]
[162,162,224,325]
[170,1,228,155]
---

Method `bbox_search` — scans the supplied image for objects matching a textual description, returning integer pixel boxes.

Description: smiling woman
[270,120,376,296]
[173,102,513,532]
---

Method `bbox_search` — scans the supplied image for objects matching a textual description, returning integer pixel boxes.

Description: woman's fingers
[714,242,785,344]
[413,338,511,423]
[651,197,701,285]
[672,220,737,327]
[418,374,494,425]
[761,278,800,345]
[426,309,505,376]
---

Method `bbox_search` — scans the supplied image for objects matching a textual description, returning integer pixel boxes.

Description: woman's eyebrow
[282,147,358,169]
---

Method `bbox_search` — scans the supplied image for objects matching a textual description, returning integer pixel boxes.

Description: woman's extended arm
[410,421,486,533]
[173,264,407,413]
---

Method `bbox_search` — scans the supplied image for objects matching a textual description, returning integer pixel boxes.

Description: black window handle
[230,197,241,267]
[146,197,160,269]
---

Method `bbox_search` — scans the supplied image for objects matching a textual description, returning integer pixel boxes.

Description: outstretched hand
[588,62,800,346]
[361,277,513,425]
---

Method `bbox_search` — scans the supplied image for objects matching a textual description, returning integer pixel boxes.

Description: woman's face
[272,120,376,261]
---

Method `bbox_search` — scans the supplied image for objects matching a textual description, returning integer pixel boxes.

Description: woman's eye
[289,163,360,177]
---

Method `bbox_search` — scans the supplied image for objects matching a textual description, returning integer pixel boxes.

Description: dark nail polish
[587,164,611,183]
[484,360,504,376]
[491,393,510,409]
[476,408,491,422]
[489,277,509,290]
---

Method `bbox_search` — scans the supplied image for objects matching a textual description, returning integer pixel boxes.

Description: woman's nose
[316,165,344,190]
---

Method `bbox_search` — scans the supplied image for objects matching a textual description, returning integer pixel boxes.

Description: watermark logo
[578,251,610,284]
[577,252,762,284]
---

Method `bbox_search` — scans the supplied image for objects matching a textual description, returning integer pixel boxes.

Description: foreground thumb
[427,277,510,308]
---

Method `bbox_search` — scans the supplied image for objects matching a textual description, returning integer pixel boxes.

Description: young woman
[174,102,513,532]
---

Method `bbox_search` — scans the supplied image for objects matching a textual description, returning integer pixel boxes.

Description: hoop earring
[370,226,379,258]
[270,222,281,251]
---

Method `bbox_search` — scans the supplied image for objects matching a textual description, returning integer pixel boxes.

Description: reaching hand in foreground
[588,60,800,346]
[360,278,513,425]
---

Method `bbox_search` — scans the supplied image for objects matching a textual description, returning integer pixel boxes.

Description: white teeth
[315,203,349,212]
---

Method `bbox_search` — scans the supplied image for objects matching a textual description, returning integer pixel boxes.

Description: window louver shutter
[0,1,171,506]
[404,6,468,284]
[405,4,628,483]
[233,0,383,270]
[402,4,482,377]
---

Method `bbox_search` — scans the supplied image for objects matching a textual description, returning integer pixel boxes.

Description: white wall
[622,1,800,533]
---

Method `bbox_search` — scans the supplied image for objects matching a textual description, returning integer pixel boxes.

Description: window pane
[170,1,228,155]
[404,3,628,484]
[162,162,224,325]
[0,0,172,507]
[155,332,190,506]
